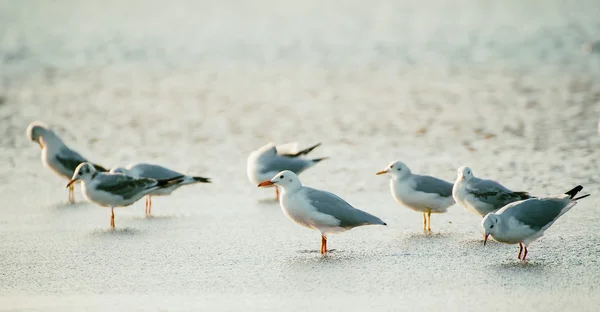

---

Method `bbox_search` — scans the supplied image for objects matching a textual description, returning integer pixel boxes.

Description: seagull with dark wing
[27,121,108,203]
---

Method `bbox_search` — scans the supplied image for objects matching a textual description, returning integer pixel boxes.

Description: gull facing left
[376,161,455,232]
[482,185,590,261]
[258,170,386,254]
[27,121,108,203]
[67,163,184,228]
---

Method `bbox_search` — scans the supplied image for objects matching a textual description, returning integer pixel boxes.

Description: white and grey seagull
[110,163,211,216]
[67,162,184,228]
[27,121,108,203]
[247,142,327,200]
[482,185,590,261]
[453,166,533,217]
[258,170,386,254]
[376,161,455,232]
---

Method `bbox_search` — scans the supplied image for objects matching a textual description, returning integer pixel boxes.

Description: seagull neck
[281,183,302,194]
[41,132,65,150]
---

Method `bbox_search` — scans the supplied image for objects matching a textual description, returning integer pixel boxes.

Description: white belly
[392,180,453,213]
[280,191,342,234]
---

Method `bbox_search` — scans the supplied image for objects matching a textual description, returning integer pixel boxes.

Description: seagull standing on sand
[247,142,327,199]
[453,166,532,217]
[110,163,211,216]
[376,161,454,232]
[67,163,184,228]
[258,170,386,254]
[482,185,590,261]
[27,121,108,203]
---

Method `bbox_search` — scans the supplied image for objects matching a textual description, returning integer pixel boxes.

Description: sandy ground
[1,0,600,311]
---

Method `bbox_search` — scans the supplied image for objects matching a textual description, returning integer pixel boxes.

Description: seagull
[376,161,455,232]
[247,142,327,200]
[110,163,211,216]
[258,170,386,254]
[67,162,184,228]
[453,166,532,217]
[482,185,590,261]
[27,121,108,203]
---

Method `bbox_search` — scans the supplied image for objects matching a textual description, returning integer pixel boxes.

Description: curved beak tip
[66,179,76,188]
[257,180,274,187]
[483,234,489,246]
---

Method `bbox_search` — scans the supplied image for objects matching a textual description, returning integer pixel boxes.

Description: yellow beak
[376,170,388,175]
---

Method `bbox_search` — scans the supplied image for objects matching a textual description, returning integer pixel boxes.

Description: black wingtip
[193,176,212,183]
[565,185,584,199]
[573,194,591,201]
[282,142,322,158]
[155,175,185,187]
[383,222,387,226]
[312,157,328,163]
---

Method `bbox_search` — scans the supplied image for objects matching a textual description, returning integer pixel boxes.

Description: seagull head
[481,213,499,246]
[67,162,97,188]
[257,170,302,191]
[26,121,50,148]
[376,160,411,179]
[456,166,474,181]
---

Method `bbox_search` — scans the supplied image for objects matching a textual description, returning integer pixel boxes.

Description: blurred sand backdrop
[1,0,600,311]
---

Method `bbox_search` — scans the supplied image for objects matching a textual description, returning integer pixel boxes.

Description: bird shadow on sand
[132,214,177,221]
[47,201,92,211]
[88,227,141,237]
[256,198,279,205]
[491,260,546,272]
[401,231,453,242]
[297,249,339,254]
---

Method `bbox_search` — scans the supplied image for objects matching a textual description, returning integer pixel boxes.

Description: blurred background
[1,0,600,311]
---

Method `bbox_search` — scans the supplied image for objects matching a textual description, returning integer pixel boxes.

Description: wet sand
[1,0,600,311]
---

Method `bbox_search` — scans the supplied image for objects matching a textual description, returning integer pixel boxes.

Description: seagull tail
[514,191,532,200]
[564,185,584,199]
[191,176,211,183]
[155,175,185,188]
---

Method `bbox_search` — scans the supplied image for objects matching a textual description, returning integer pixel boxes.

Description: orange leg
[518,243,523,259]
[320,235,327,254]
[522,247,528,261]
[275,187,280,200]
[110,207,115,228]
[148,196,152,215]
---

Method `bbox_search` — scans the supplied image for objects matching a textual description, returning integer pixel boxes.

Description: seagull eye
[397,168,401,171]
[490,225,494,229]
[279,175,284,179]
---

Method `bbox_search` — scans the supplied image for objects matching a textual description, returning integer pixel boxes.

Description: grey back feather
[414,175,454,198]
[466,178,531,209]
[500,198,570,231]
[304,187,385,228]
[95,174,158,200]
[128,163,184,180]
[260,156,313,175]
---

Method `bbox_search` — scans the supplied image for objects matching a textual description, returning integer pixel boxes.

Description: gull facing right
[27,121,108,203]
[482,185,590,261]
[453,166,533,217]
[110,163,211,216]
[376,161,455,232]
[258,170,386,254]
[247,142,327,199]
[68,163,184,228]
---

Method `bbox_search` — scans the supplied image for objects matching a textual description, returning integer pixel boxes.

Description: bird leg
[148,196,152,216]
[145,196,148,215]
[427,210,432,232]
[68,184,75,204]
[110,207,115,228]
[422,213,427,231]
[518,242,523,259]
[522,247,528,261]
[275,187,280,200]
[320,235,327,254]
